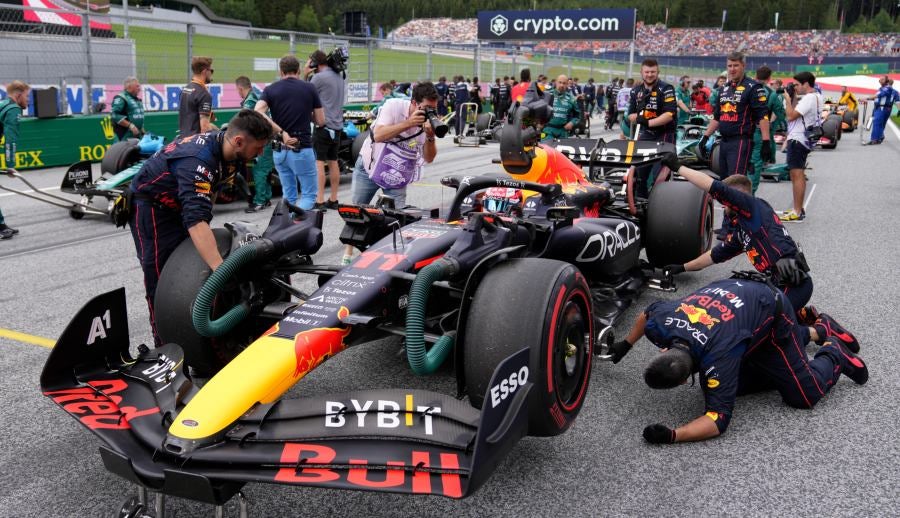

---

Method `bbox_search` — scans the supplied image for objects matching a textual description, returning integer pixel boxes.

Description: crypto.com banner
[477,9,636,41]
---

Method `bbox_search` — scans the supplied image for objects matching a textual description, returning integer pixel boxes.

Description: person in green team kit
[110,76,145,142]
[749,66,785,193]
[676,76,693,125]
[235,75,275,212]
[0,80,30,239]
[542,74,582,140]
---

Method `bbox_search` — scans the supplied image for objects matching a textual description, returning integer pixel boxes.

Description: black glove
[661,152,682,173]
[609,340,632,364]
[698,135,710,153]
[643,423,676,444]
[776,257,804,285]
[664,263,686,276]
[760,140,773,162]
[635,114,650,127]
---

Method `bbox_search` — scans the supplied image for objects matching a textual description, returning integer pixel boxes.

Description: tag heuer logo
[490,15,509,36]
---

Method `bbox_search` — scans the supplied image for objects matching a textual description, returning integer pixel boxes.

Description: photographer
[305,49,347,210]
[341,82,441,265]
[779,71,821,222]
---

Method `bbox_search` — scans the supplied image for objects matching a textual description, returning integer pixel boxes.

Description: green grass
[112,24,725,87]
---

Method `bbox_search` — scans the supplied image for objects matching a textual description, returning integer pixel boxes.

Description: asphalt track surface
[1,117,898,517]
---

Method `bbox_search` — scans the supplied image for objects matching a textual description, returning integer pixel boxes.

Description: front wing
[40,289,533,503]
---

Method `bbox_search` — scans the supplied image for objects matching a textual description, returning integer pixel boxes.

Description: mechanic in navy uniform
[0,80,29,239]
[178,56,216,138]
[235,76,275,212]
[435,76,450,116]
[583,78,597,118]
[627,59,678,199]
[110,76,145,142]
[128,110,272,345]
[497,76,512,120]
[701,51,772,179]
[609,275,867,443]
[660,153,816,321]
[453,76,470,136]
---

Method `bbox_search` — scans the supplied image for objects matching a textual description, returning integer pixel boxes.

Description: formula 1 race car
[40,104,712,516]
[675,124,710,167]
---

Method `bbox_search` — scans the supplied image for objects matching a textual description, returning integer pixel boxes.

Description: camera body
[326,47,350,75]
[422,107,448,138]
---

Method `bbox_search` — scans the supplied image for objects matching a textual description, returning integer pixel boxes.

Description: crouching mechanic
[609,275,867,443]
[660,153,815,321]
[128,109,272,345]
[542,74,582,140]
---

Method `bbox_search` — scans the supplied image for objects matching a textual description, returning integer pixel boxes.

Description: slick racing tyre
[475,113,493,133]
[644,181,714,266]
[707,142,721,175]
[821,116,839,149]
[101,139,141,176]
[842,109,857,132]
[829,114,843,141]
[464,259,593,437]
[350,131,367,167]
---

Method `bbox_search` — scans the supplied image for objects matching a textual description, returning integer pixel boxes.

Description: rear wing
[544,138,677,168]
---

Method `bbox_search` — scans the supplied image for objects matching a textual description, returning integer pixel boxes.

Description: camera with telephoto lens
[422,107,448,138]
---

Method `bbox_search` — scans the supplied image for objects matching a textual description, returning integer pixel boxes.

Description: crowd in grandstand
[389,19,896,57]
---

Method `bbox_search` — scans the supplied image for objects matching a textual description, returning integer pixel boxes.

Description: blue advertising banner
[477,9,636,41]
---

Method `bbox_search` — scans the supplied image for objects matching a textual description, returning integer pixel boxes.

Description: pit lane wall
[0,84,380,170]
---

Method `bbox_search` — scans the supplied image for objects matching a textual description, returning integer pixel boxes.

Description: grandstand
[389,19,897,58]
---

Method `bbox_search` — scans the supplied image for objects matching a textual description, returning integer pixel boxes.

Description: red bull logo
[677,303,720,329]
[292,306,352,378]
[720,103,738,113]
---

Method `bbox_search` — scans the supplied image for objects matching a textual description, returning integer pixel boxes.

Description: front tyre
[464,259,593,437]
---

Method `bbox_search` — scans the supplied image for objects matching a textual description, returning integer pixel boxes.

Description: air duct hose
[192,243,261,337]
[405,259,457,375]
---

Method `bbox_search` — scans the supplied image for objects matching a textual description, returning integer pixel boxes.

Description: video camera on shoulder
[326,46,350,78]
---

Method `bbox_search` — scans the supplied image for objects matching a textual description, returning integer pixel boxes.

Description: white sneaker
[341,255,353,266]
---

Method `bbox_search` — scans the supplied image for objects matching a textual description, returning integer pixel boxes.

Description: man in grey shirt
[306,49,347,209]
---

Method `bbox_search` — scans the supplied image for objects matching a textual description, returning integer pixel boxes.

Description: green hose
[192,244,258,338]
[405,260,456,375]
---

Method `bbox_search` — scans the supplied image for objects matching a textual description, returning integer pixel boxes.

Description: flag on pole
[665,8,669,27]
[722,9,727,29]
[775,12,779,30]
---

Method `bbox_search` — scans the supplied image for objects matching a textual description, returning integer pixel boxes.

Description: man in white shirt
[780,71,820,222]
[341,82,440,264]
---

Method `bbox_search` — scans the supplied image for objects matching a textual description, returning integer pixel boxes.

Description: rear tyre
[101,139,141,176]
[644,181,714,266]
[843,110,857,131]
[464,259,593,437]
[821,117,839,149]
[475,113,493,133]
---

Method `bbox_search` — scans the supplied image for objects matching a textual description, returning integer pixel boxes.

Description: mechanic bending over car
[128,110,272,346]
[542,74,583,140]
[627,58,678,198]
[749,66,785,194]
[701,52,772,180]
[0,80,29,239]
[660,153,815,321]
[110,76,145,142]
[608,275,867,444]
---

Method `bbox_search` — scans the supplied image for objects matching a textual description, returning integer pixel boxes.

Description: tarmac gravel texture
[0,118,897,517]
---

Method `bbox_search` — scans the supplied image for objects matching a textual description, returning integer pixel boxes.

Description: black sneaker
[313,202,327,210]
[797,305,820,326]
[819,337,868,385]
[0,223,17,235]
[244,201,272,213]
[325,199,339,209]
[0,228,14,240]
[813,313,859,353]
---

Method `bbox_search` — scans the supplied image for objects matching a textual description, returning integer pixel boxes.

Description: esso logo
[490,366,529,408]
